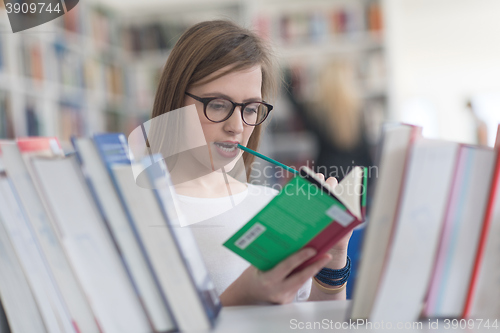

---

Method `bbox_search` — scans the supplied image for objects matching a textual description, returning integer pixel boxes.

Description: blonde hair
[150,20,277,178]
[315,59,362,149]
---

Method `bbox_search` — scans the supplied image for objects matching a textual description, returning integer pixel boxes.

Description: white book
[0,175,75,333]
[350,124,421,319]
[72,137,175,332]
[425,146,496,318]
[470,156,500,319]
[146,159,221,323]
[0,142,99,333]
[370,139,460,322]
[30,155,152,333]
[111,162,217,332]
[0,203,46,333]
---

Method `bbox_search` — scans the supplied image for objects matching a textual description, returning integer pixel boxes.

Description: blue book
[72,135,175,332]
[144,157,221,324]
[93,133,220,332]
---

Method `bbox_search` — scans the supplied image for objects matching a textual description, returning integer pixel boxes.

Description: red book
[16,137,63,155]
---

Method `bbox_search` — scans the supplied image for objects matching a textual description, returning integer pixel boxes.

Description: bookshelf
[244,0,387,185]
[0,1,143,150]
[0,0,387,167]
[115,0,387,185]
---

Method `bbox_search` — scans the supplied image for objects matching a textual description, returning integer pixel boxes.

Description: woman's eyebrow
[202,92,263,103]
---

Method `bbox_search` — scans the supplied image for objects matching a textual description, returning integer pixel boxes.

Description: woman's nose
[223,106,244,134]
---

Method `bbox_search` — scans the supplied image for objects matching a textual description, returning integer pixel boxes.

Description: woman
[284,59,373,183]
[149,20,352,306]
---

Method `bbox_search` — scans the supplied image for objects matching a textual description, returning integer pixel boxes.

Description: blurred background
[1,0,499,164]
[1,0,499,299]
[0,0,500,165]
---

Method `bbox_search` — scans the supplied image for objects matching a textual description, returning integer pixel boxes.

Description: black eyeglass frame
[185,92,273,126]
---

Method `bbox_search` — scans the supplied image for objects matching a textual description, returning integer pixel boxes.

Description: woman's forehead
[193,64,262,88]
[192,65,263,99]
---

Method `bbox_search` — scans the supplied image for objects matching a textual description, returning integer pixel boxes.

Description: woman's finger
[316,173,325,181]
[283,253,332,290]
[325,176,338,188]
[270,247,317,280]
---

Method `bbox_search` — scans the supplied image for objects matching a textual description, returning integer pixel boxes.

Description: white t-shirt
[174,183,312,302]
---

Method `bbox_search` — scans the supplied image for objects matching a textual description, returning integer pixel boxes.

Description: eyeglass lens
[206,99,268,125]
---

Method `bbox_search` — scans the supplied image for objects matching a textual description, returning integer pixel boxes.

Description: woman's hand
[316,174,352,268]
[316,174,352,253]
[220,248,332,306]
[307,174,352,301]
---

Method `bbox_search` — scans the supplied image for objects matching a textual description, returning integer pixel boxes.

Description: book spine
[93,134,178,329]
[424,145,466,316]
[495,124,500,149]
[72,138,149,317]
[362,166,367,217]
[146,163,220,325]
[374,125,422,296]
[462,148,500,318]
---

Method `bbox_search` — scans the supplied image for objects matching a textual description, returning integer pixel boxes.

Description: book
[29,154,152,333]
[1,140,99,333]
[350,123,422,320]
[370,139,460,322]
[466,127,500,319]
[145,157,221,323]
[223,165,367,272]
[25,99,41,137]
[16,136,64,157]
[94,132,220,331]
[0,163,75,333]
[111,162,219,332]
[424,145,496,318]
[59,101,85,143]
[0,91,14,139]
[0,146,46,333]
[0,210,46,333]
[72,137,176,332]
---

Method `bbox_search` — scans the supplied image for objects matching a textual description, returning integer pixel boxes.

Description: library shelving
[0,1,143,150]
[247,0,387,184]
[115,0,387,185]
[0,0,388,170]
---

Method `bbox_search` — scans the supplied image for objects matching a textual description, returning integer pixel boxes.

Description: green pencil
[237,144,299,175]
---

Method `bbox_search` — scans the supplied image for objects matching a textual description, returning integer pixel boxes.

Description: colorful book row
[0,135,221,333]
[350,123,500,322]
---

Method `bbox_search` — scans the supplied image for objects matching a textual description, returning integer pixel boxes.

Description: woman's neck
[170,153,247,198]
[174,171,247,198]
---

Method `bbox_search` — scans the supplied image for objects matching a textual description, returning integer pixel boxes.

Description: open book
[224,166,367,272]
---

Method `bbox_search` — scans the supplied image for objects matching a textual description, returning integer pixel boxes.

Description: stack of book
[2,122,499,332]
[351,123,500,323]
[0,134,221,333]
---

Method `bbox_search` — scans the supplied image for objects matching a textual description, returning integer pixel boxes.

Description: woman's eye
[244,105,258,114]
[209,101,228,111]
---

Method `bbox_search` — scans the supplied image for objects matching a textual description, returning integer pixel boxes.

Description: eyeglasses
[185,92,273,126]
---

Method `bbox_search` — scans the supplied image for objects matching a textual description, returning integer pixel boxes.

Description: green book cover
[224,166,366,271]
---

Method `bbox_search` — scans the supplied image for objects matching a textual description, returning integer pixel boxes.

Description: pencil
[237,144,299,175]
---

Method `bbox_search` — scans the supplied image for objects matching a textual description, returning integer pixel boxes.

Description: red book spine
[294,217,363,273]
[16,137,61,153]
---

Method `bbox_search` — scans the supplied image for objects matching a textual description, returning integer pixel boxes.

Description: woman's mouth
[213,142,239,158]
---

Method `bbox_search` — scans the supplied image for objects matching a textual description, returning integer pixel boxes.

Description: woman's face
[183,65,262,171]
